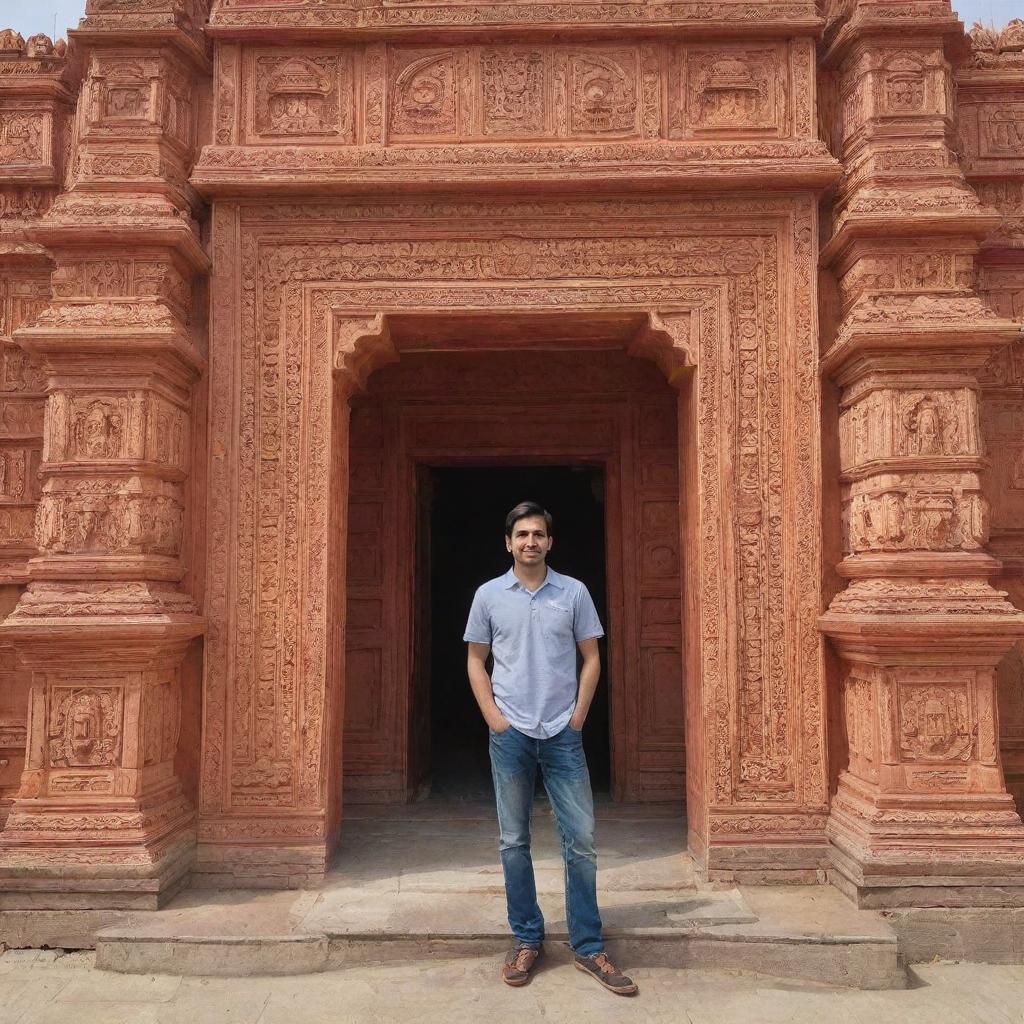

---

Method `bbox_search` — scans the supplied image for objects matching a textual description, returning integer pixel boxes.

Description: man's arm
[467,642,511,732]
[570,637,600,729]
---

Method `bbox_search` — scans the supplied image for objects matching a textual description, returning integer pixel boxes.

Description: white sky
[0,0,1020,41]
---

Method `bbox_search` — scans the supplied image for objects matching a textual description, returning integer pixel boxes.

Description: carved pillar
[0,32,77,830]
[957,21,1024,813]
[819,4,1024,907]
[0,13,209,907]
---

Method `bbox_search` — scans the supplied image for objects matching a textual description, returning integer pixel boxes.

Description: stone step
[89,885,906,990]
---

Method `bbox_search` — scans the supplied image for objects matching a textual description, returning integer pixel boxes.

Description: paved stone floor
[0,949,1021,1024]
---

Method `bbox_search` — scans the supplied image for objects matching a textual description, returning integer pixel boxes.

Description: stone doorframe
[194,197,829,889]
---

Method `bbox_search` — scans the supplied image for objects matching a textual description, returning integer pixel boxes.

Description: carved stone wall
[0,0,1021,910]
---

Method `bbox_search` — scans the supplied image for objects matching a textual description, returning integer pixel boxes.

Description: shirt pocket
[540,601,575,653]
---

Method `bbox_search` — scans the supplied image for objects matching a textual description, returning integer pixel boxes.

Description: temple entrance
[342,346,686,811]
[420,464,611,801]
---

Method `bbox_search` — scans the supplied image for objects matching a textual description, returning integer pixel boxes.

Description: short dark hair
[505,501,553,538]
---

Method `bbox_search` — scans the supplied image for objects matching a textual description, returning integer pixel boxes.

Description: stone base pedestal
[0,585,203,908]
[0,828,194,910]
[827,773,1024,908]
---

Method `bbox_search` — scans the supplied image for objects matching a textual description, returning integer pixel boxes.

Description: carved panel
[89,58,154,126]
[389,48,460,140]
[845,480,988,554]
[481,49,546,137]
[0,276,47,574]
[898,682,974,763]
[48,686,122,768]
[249,50,353,143]
[980,106,1024,159]
[839,388,977,469]
[36,485,184,557]
[673,44,788,137]
[958,99,1024,175]
[142,675,180,767]
[0,111,46,166]
[568,49,640,137]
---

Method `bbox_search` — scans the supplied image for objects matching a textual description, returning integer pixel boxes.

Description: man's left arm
[570,637,600,729]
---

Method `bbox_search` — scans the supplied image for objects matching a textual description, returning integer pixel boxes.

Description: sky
[1,0,1021,37]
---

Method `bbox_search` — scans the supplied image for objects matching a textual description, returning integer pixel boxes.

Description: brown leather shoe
[573,951,638,995]
[502,942,542,986]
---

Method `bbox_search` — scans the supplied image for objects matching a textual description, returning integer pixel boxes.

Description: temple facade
[0,0,1022,915]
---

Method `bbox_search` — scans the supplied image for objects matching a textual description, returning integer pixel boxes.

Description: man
[464,500,637,996]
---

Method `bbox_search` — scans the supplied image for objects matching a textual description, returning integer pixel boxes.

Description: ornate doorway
[343,348,685,806]
[194,199,828,889]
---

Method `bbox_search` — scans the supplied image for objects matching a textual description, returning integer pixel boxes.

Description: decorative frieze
[220,40,813,150]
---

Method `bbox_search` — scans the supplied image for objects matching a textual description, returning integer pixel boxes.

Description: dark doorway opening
[417,464,611,801]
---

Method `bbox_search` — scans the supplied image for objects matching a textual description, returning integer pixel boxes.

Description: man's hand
[488,711,513,733]
[468,642,512,733]
[569,637,600,732]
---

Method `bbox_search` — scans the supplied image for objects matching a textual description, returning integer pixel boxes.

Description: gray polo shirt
[464,567,604,739]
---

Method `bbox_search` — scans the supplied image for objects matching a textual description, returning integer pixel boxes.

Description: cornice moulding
[191,143,842,196]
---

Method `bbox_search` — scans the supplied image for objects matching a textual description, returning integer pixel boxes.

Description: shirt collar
[503,567,564,591]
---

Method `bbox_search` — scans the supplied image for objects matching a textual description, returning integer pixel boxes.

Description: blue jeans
[488,723,603,957]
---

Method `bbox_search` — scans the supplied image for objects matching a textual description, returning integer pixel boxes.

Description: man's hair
[505,501,553,538]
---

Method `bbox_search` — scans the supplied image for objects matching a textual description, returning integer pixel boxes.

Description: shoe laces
[591,953,615,974]
[511,947,536,971]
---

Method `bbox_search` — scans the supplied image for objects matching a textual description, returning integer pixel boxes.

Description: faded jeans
[488,723,603,956]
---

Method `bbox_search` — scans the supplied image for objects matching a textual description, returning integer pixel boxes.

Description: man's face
[506,515,553,567]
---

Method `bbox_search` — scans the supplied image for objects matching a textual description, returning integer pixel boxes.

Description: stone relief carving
[481,49,545,136]
[847,486,988,553]
[899,684,974,763]
[390,50,458,138]
[981,106,1024,158]
[569,51,638,135]
[36,490,183,556]
[0,112,45,165]
[901,393,962,456]
[254,54,348,138]
[684,48,779,133]
[880,56,927,114]
[73,399,124,460]
[87,58,154,126]
[844,672,877,777]
[48,687,122,768]
[839,388,974,468]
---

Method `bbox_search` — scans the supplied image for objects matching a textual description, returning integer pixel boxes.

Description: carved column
[957,21,1024,813]
[819,3,1024,907]
[0,33,77,830]
[0,10,209,907]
